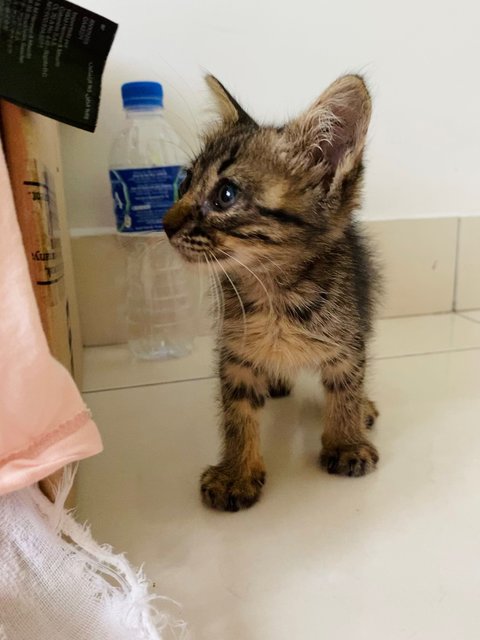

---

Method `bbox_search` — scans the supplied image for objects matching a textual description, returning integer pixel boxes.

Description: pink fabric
[0,140,102,496]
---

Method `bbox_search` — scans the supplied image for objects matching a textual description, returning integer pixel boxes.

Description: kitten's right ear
[206,75,256,126]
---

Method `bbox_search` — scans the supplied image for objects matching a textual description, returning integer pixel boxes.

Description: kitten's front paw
[200,465,266,512]
[319,441,379,477]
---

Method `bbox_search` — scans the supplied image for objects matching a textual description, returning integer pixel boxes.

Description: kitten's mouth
[169,234,227,266]
[170,243,201,263]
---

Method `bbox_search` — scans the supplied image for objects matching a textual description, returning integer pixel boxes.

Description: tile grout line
[375,345,480,361]
[83,345,480,395]
[452,217,462,311]
[457,312,480,325]
[82,374,218,395]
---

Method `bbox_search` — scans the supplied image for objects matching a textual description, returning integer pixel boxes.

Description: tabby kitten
[164,74,380,512]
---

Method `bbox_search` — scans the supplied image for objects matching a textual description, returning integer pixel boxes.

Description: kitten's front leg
[201,352,267,512]
[319,351,379,477]
[267,374,292,398]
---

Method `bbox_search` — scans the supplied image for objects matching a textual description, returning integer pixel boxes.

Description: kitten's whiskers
[210,251,247,344]
[216,248,275,317]
[204,255,224,329]
[211,257,226,326]
[260,254,287,278]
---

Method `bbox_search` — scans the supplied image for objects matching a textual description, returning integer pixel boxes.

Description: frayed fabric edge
[27,465,189,640]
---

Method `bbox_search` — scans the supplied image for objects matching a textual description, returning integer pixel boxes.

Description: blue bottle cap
[121,81,163,109]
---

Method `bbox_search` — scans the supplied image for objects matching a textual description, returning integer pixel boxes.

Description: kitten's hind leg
[268,375,292,399]
[201,349,268,512]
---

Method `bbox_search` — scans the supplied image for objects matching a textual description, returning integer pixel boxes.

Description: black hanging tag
[0,0,118,132]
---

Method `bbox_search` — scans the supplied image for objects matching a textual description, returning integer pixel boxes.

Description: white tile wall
[73,235,128,346]
[455,217,480,311]
[366,218,458,318]
[72,216,469,347]
[72,233,210,346]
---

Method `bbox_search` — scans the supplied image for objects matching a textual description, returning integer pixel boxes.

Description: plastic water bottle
[109,81,193,360]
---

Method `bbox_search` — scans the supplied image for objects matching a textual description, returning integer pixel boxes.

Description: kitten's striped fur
[164,75,381,511]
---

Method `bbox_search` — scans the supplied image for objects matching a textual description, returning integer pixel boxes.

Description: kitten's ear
[206,75,256,126]
[286,75,371,191]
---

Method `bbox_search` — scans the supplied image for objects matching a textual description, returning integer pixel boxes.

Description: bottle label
[109,166,184,232]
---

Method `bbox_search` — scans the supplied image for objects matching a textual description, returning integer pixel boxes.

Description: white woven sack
[0,470,187,640]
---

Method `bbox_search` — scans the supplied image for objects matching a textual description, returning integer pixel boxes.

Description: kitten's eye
[213,180,238,211]
[178,168,192,198]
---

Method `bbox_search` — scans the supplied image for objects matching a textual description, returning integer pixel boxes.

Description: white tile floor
[78,312,480,640]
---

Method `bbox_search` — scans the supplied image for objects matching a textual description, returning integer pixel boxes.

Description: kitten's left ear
[285,75,372,192]
[206,75,256,126]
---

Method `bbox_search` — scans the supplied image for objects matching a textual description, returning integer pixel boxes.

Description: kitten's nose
[163,201,190,238]
[163,214,179,239]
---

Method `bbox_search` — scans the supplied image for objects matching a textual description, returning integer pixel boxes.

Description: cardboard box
[0,101,83,384]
